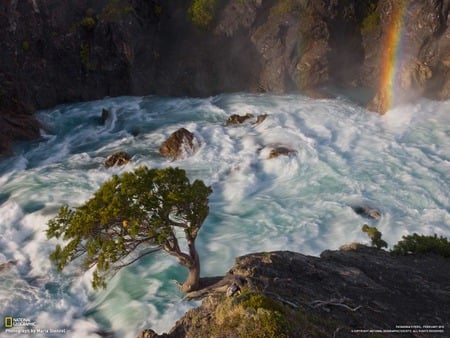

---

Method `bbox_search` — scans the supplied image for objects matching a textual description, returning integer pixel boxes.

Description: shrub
[271,0,298,16]
[361,3,379,34]
[80,42,90,66]
[391,234,450,257]
[79,42,96,71]
[80,16,96,30]
[153,4,163,17]
[101,0,135,22]
[214,291,291,337]
[188,0,217,30]
[22,40,30,51]
[362,224,387,249]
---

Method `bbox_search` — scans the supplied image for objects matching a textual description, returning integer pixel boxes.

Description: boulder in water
[104,151,131,168]
[159,128,199,160]
[101,108,110,125]
[254,114,268,125]
[0,260,17,273]
[352,205,381,220]
[264,145,297,159]
[226,113,254,125]
[226,113,267,126]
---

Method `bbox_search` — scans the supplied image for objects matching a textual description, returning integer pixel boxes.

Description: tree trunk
[180,239,200,292]
[163,233,202,292]
[180,264,200,293]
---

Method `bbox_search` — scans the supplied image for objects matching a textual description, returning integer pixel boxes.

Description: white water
[0,93,449,337]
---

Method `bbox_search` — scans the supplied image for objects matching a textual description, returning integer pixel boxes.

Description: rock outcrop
[104,151,131,168]
[265,145,297,159]
[141,245,450,337]
[226,113,267,126]
[1,0,450,154]
[159,128,199,160]
[352,205,382,220]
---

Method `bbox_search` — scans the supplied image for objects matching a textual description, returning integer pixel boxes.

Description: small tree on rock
[362,224,387,249]
[47,166,212,292]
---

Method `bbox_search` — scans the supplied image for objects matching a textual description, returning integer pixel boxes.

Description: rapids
[0,94,449,337]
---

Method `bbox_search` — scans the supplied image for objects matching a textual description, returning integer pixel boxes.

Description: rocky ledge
[140,245,450,337]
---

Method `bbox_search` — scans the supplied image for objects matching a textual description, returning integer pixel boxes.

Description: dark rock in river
[104,151,131,168]
[0,112,41,156]
[226,113,254,126]
[101,109,110,125]
[141,246,450,337]
[0,260,17,273]
[226,113,267,126]
[262,145,297,159]
[159,128,198,160]
[352,205,381,220]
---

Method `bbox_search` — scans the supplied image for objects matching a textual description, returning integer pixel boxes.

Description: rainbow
[377,1,409,112]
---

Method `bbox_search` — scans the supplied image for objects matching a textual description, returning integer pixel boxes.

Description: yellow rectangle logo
[4,316,13,328]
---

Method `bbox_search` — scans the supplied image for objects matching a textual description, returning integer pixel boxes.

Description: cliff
[1,0,450,154]
[139,245,450,337]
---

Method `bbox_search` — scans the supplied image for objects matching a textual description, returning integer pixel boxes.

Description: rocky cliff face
[1,0,450,155]
[140,245,450,337]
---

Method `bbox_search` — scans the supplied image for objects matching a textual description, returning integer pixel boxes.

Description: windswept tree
[47,166,212,292]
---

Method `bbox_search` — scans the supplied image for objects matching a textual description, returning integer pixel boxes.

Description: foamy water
[0,94,449,337]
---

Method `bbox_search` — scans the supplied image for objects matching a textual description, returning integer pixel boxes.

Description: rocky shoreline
[1,0,450,155]
[139,245,450,337]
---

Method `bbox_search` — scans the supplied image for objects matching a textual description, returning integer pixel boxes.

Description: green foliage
[240,292,285,313]
[271,0,298,16]
[80,42,90,66]
[211,290,345,337]
[79,42,96,71]
[361,3,379,34]
[47,166,212,289]
[392,234,450,258]
[362,224,387,249]
[152,4,163,17]
[188,0,217,30]
[214,291,291,337]
[101,0,135,22]
[22,40,30,52]
[80,16,96,30]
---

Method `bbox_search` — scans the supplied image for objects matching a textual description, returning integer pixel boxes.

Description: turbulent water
[0,93,449,337]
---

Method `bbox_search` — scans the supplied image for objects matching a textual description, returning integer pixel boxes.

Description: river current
[0,93,449,337]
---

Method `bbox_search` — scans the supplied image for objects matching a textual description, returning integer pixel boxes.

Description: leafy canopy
[188,0,217,29]
[362,224,387,249]
[392,233,450,258]
[47,166,212,289]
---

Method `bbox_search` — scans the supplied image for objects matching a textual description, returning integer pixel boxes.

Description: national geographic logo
[3,316,36,328]
[3,315,69,335]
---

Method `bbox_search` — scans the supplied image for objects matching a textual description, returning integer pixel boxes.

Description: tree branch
[310,298,362,312]
[162,231,193,268]
[113,246,162,270]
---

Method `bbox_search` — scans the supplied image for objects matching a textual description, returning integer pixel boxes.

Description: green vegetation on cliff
[214,291,291,337]
[209,290,341,337]
[362,226,450,258]
[101,0,135,22]
[361,3,379,34]
[79,42,96,71]
[392,233,450,257]
[188,0,217,29]
[362,224,387,249]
